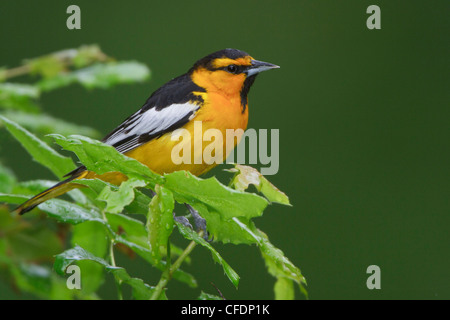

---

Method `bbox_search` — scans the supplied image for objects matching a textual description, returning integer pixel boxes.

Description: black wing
[102,73,205,154]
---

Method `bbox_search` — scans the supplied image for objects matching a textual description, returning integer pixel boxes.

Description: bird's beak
[246,59,280,77]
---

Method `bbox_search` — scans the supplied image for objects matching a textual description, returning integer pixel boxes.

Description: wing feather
[102,72,205,154]
[103,103,199,153]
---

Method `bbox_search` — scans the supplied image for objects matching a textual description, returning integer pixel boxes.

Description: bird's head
[189,48,279,106]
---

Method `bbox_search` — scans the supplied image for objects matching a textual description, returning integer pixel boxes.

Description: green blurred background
[0,1,448,299]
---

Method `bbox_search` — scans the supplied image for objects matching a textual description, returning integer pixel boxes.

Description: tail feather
[14,168,89,215]
[13,167,128,215]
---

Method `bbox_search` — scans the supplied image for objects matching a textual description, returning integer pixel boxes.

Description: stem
[149,233,201,300]
[110,239,123,300]
[2,65,31,80]
[0,46,110,81]
[102,210,123,300]
[109,239,117,266]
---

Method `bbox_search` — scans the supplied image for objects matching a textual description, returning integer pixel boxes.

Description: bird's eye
[227,65,238,73]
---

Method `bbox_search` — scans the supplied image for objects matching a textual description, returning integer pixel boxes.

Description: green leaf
[165,171,268,219]
[164,170,268,244]
[0,208,73,300]
[194,204,259,244]
[147,185,174,262]
[0,83,39,99]
[2,110,101,138]
[54,245,157,300]
[97,177,147,214]
[38,198,104,225]
[255,228,307,298]
[11,263,50,297]
[54,245,104,275]
[72,45,109,68]
[175,221,240,288]
[0,83,40,113]
[49,134,163,185]
[0,164,17,193]
[28,55,65,78]
[0,116,76,178]
[36,73,74,92]
[75,61,150,89]
[72,178,113,208]
[274,277,295,300]
[229,164,290,205]
[71,221,109,295]
[76,178,152,216]
[258,231,306,286]
[107,267,160,300]
[105,212,197,288]
[0,193,29,204]
[125,189,153,215]
[38,61,150,91]
[197,291,224,300]
[8,263,78,300]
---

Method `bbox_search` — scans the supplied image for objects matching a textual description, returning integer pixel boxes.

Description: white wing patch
[104,102,200,153]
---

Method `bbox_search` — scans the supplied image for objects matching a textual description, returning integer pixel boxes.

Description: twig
[150,232,202,300]
[210,282,226,300]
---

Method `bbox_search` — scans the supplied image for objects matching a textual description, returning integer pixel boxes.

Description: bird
[14,48,279,217]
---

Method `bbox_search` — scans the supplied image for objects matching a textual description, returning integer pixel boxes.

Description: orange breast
[124,91,248,176]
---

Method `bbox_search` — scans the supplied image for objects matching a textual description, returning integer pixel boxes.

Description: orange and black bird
[14,48,279,216]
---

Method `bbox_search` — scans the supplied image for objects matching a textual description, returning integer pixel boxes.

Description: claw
[205,234,214,243]
[185,204,210,241]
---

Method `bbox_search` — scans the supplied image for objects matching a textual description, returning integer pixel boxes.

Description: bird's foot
[151,190,211,241]
[175,204,211,242]
[173,214,192,229]
[185,204,212,241]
